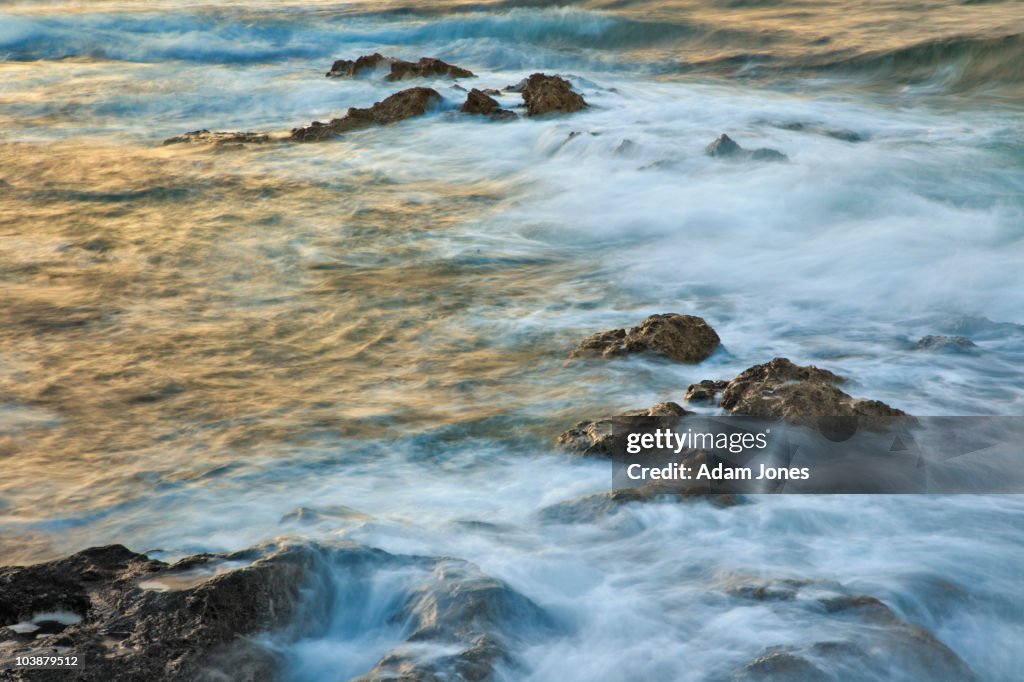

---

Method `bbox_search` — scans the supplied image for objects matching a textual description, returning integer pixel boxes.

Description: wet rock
[326,52,390,77]
[734,649,831,681]
[696,357,906,418]
[706,133,788,162]
[913,335,978,353]
[504,78,529,92]
[1,542,558,682]
[521,73,587,117]
[459,89,516,119]
[0,543,323,681]
[570,313,721,364]
[539,488,743,524]
[556,401,688,457]
[326,54,473,80]
[291,87,442,142]
[685,379,729,404]
[777,121,866,142]
[163,130,272,146]
[480,88,501,96]
[387,57,475,81]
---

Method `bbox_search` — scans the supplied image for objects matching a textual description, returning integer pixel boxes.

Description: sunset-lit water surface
[2,1,1024,679]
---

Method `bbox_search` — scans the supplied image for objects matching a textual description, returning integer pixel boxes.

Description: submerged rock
[326,54,474,80]
[556,401,688,457]
[913,335,978,353]
[459,89,516,119]
[521,73,587,117]
[706,133,788,162]
[684,379,730,404]
[162,130,272,146]
[689,357,906,418]
[777,121,866,142]
[570,313,721,364]
[290,87,442,142]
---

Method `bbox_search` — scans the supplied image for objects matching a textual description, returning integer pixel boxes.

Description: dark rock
[459,89,516,119]
[685,379,729,404]
[706,133,788,162]
[521,73,587,117]
[706,357,906,419]
[777,121,866,142]
[570,313,721,364]
[504,78,529,92]
[480,88,501,96]
[0,543,322,681]
[326,54,474,81]
[913,335,978,353]
[291,87,442,142]
[539,487,743,524]
[388,57,475,81]
[326,52,390,77]
[734,650,831,681]
[163,130,271,146]
[556,401,688,457]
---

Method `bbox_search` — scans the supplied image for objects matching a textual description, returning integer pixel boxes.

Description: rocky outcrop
[162,130,272,146]
[290,87,442,142]
[684,379,729,403]
[705,133,788,162]
[726,577,979,681]
[539,487,743,524]
[521,73,587,116]
[0,542,558,682]
[0,543,322,681]
[556,401,688,457]
[326,54,474,80]
[570,313,721,364]
[459,89,516,119]
[914,335,978,353]
[687,357,905,418]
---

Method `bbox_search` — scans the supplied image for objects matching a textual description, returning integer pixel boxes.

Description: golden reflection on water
[0,139,588,559]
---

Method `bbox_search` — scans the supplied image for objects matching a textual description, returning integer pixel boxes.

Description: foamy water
[1,1,1023,679]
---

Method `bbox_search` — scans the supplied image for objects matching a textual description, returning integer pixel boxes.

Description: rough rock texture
[570,313,721,364]
[539,488,743,524]
[521,73,587,116]
[684,379,730,404]
[556,401,688,457]
[914,335,978,353]
[0,543,322,681]
[290,87,442,142]
[706,133,788,162]
[691,357,906,418]
[459,89,516,119]
[726,578,979,681]
[0,542,557,682]
[326,52,390,77]
[388,57,475,81]
[326,54,474,81]
[162,130,271,146]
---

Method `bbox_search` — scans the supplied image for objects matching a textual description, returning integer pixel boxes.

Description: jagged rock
[694,357,906,418]
[556,401,687,457]
[570,313,721,364]
[521,73,587,117]
[326,54,474,80]
[0,542,558,682]
[459,89,516,119]
[734,650,830,681]
[913,335,978,353]
[388,57,475,81]
[326,52,390,77]
[0,543,323,681]
[163,130,271,146]
[685,379,729,404]
[291,87,442,142]
[706,133,787,162]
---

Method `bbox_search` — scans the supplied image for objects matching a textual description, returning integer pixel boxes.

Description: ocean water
[1,1,1023,679]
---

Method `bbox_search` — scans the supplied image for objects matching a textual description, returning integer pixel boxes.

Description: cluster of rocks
[165,54,589,147]
[0,542,558,681]
[559,313,909,457]
[326,53,474,81]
